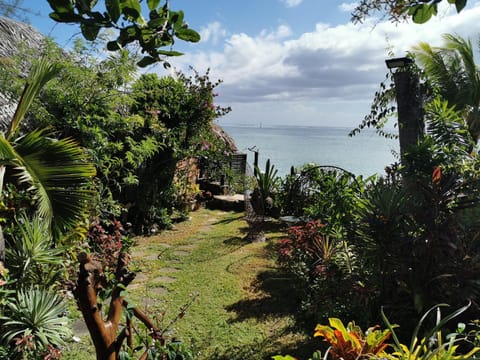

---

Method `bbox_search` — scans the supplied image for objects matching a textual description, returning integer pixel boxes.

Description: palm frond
[413,33,480,140]
[12,128,96,231]
[7,57,62,140]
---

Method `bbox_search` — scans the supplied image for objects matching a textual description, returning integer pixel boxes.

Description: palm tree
[412,33,480,141]
[0,56,96,261]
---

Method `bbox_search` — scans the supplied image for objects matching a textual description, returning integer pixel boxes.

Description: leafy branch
[46,0,200,67]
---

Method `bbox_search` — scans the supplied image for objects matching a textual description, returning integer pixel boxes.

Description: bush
[277,221,364,325]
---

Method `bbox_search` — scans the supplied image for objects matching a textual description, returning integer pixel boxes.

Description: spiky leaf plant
[0,287,71,357]
[5,215,64,288]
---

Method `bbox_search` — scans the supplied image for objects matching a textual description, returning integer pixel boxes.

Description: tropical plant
[412,34,480,141]
[276,304,480,360]
[313,317,392,360]
[0,287,71,359]
[5,214,65,289]
[0,56,95,261]
[280,164,365,231]
[277,220,361,324]
[252,158,280,216]
[382,303,480,360]
[352,98,480,335]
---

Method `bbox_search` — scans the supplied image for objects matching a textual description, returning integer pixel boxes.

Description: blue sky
[24,1,480,128]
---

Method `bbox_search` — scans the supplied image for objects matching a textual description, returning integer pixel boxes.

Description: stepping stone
[128,273,149,290]
[140,288,169,306]
[131,250,147,258]
[144,253,160,261]
[152,276,176,284]
[177,244,196,251]
[71,318,89,337]
[167,259,182,264]
[173,250,190,256]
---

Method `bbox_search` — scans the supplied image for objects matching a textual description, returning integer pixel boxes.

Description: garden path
[67,208,316,359]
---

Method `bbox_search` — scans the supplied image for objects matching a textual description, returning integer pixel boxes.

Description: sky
[23,0,480,128]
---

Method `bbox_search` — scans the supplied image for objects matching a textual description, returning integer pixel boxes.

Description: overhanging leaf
[107,40,121,51]
[156,49,184,56]
[106,0,121,22]
[411,4,437,24]
[455,0,467,12]
[120,0,142,21]
[175,27,200,43]
[147,0,161,11]
[47,0,74,13]
[137,56,159,67]
[49,11,82,23]
[80,23,100,41]
[76,0,98,12]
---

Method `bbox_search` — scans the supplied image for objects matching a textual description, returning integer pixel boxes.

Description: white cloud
[169,2,480,126]
[199,21,227,45]
[338,2,358,12]
[280,0,303,8]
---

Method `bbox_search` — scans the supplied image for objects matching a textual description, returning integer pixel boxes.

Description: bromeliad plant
[276,304,480,360]
[253,158,280,216]
[277,220,360,324]
[313,317,392,360]
[381,303,480,360]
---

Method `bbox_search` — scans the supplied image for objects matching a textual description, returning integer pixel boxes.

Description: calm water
[222,124,399,177]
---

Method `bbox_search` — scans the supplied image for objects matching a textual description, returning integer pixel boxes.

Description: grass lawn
[63,208,318,360]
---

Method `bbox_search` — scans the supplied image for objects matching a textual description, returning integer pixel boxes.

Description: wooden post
[392,69,424,161]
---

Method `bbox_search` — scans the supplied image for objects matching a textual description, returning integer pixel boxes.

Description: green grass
[63,209,317,360]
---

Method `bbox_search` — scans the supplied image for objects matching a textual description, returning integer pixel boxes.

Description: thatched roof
[212,123,238,152]
[0,16,46,128]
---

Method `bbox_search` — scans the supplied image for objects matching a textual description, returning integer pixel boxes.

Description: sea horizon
[221,123,399,178]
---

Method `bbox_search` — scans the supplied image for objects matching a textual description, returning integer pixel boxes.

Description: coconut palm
[0,56,96,261]
[412,33,480,141]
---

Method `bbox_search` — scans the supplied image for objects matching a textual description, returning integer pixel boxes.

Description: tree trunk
[75,253,132,359]
[75,252,163,360]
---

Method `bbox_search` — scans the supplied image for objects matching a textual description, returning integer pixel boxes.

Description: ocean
[222,124,399,178]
